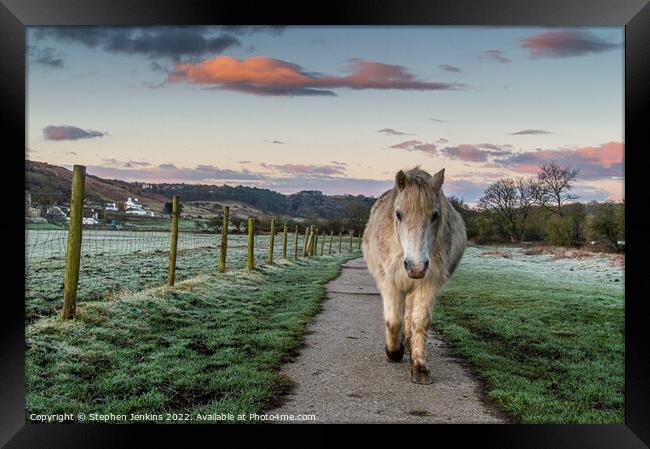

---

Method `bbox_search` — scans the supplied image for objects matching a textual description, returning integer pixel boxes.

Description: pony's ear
[395,170,407,190]
[430,168,445,190]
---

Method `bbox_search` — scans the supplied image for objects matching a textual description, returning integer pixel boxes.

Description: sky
[26,26,624,203]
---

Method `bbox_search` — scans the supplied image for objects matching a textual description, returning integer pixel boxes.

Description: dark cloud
[440,64,462,73]
[429,118,446,123]
[43,125,105,141]
[481,49,511,63]
[521,30,621,58]
[377,128,412,136]
[33,26,245,62]
[28,46,64,68]
[263,139,285,144]
[510,129,553,135]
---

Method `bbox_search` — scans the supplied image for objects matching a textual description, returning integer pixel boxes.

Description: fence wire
[25,195,359,321]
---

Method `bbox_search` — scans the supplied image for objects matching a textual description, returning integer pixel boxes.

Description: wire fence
[26,215,360,321]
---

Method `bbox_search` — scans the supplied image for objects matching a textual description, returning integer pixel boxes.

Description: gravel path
[270,257,508,423]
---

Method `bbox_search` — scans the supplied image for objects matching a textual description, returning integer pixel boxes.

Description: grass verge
[432,246,624,423]
[26,254,358,423]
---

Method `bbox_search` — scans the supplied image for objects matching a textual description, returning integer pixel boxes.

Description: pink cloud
[168,56,466,96]
[481,49,511,63]
[390,140,437,156]
[495,141,624,179]
[260,163,346,176]
[521,30,620,58]
[441,144,511,162]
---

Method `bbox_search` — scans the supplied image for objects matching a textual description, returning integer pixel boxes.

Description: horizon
[27,26,624,203]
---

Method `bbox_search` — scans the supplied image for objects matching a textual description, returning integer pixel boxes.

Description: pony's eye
[431,211,439,223]
[396,211,403,221]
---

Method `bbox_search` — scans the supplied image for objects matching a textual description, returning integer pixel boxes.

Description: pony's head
[393,167,445,279]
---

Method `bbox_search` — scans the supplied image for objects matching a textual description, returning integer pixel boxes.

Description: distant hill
[26,160,170,210]
[26,161,378,219]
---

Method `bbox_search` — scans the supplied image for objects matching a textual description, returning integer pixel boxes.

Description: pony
[362,167,467,384]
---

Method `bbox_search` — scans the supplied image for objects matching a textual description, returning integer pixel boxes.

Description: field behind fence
[26,165,362,321]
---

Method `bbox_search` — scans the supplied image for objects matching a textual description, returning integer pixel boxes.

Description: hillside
[26,160,170,211]
[26,160,378,219]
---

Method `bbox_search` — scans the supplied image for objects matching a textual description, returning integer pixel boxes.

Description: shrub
[546,216,571,247]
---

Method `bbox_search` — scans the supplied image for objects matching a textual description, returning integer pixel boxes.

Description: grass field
[26,230,353,321]
[26,253,358,423]
[432,245,624,424]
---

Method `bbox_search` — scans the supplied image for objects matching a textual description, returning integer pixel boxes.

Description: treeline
[450,163,624,252]
[202,200,372,237]
[145,183,375,219]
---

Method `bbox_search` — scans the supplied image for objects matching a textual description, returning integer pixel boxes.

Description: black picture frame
[2,0,648,446]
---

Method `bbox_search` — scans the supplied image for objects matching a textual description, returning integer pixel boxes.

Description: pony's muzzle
[404,259,429,279]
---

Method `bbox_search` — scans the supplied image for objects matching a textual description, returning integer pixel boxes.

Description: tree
[477,178,538,242]
[536,162,579,217]
[164,201,184,215]
[590,201,624,251]
[565,202,587,246]
[341,200,370,235]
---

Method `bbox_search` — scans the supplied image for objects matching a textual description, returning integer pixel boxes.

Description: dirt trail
[270,257,508,423]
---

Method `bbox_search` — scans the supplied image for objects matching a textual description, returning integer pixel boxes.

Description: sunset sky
[26,26,624,202]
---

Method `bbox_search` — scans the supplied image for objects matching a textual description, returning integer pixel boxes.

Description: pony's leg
[381,281,406,362]
[409,284,436,384]
[402,291,414,354]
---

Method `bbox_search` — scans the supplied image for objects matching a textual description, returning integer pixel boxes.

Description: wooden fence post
[167,195,179,286]
[358,231,362,250]
[293,225,299,259]
[62,165,85,320]
[302,226,310,257]
[218,206,229,273]
[328,231,333,255]
[311,226,317,256]
[320,230,325,256]
[282,223,288,258]
[269,218,275,263]
[349,230,353,253]
[338,231,343,253]
[247,217,255,271]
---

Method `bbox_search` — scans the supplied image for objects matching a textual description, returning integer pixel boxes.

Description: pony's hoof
[386,343,405,362]
[410,364,433,384]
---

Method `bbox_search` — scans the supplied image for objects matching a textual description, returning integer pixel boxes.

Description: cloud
[521,30,621,58]
[28,46,64,69]
[509,129,553,135]
[33,26,249,62]
[88,162,266,182]
[167,56,467,96]
[441,144,512,162]
[377,128,412,136]
[43,125,105,141]
[390,140,438,156]
[494,141,623,179]
[102,158,151,168]
[440,64,462,73]
[430,118,446,123]
[263,139,285,144]
[260,163,346,176]
[330,161,348,166]
[481,49,511,63]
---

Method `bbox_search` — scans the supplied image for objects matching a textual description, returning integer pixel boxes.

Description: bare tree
[536,162,579,217]
[478,178,539,242]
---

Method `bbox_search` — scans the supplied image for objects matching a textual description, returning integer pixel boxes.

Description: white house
[124,197,142,209]
[106,202,118,211]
